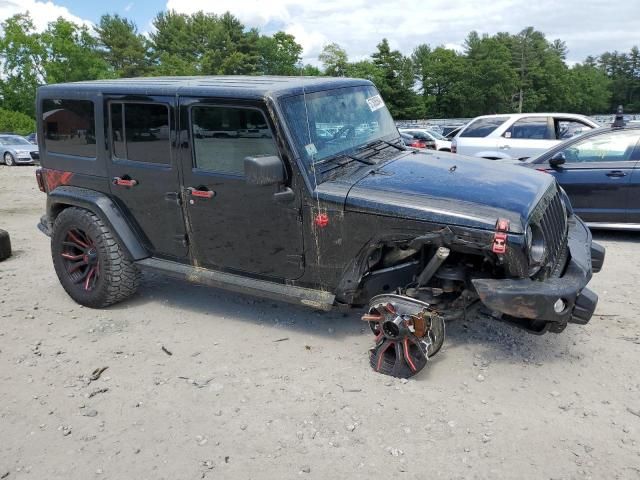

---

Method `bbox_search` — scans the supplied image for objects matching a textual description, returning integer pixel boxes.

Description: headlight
[527,224,546,275]
[16,150,30,155]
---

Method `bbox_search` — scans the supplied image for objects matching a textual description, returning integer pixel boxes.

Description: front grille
[30,151,40,160]
[531,185,568,275]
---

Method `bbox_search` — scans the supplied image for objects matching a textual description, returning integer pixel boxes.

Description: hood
[345,150,555,233]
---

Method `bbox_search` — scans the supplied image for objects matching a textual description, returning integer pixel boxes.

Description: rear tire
[0,229,11,261]
[51,207,140,308]
[4,153,15,166]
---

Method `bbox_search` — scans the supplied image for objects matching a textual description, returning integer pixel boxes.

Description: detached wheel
[0,229,11,261]
[51,207,140,308]
[4,153,15,166]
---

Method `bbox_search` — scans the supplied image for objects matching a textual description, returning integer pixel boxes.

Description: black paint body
[36,76,603,332]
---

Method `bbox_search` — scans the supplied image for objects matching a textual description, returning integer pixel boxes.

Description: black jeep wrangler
[35,76,605,378]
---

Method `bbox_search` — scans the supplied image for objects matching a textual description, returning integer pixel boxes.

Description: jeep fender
[46,186,149,260]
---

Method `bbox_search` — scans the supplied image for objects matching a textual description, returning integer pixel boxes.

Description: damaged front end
[342,185,604,379]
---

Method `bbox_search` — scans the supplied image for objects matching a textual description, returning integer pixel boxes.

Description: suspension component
[363,294,445,379]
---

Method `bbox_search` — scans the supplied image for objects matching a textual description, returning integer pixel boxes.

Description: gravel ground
[1,164,639,480]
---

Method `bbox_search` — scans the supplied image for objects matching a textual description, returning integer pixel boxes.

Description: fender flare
[46,186,149,260]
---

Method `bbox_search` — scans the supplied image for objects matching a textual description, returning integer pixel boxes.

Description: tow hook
[362,294,445,378]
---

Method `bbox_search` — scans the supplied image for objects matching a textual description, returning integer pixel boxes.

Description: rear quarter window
[460,117,509,138]
[42,99,96,158]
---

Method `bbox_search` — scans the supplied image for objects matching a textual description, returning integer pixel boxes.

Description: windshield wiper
[313,152,375,168]
[356,138,406,154]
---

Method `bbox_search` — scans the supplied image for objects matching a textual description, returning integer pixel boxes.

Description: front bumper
[15,156,35,164]
[471,216,604,332]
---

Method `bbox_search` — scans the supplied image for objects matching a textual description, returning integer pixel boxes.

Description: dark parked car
[523,125,640,229]
[26,133,37,144]
[35,76,603,378]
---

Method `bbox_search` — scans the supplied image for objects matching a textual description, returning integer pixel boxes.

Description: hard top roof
[38,75,373,100]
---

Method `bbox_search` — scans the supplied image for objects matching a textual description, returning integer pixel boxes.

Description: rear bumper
[472,216,604,331]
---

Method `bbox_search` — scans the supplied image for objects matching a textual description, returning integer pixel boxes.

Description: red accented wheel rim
[61,228,99,291]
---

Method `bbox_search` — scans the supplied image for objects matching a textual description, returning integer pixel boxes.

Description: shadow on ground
[111,271,572,368]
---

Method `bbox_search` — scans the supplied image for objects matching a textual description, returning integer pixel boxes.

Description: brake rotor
[363,294,445,379]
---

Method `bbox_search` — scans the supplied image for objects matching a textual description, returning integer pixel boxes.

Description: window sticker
[305,143,318,157]
[366,94,385,112]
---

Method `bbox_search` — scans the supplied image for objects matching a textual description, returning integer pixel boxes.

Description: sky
[0,0,638,66]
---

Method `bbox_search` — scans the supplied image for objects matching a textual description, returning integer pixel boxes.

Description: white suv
[451,113,600,160]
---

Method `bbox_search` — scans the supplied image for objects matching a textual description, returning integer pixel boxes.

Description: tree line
[0,10,638,130]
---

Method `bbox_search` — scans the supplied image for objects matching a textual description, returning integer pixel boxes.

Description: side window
[505,117,552,140]
[562,131,640,163]
[191,106,278,175]
[460,117,509,138]
[109,102,170,164]
[42,99,96,158]
[555,119,594,140]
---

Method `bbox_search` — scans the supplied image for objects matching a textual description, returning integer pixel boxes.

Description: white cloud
[165,0,640,65]
[0,0,92,31]
[124,2,134,13]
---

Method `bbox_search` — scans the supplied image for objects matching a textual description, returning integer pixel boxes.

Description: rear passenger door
[105,97,188,260]
[178,99,304,280]
[501,116,556,159]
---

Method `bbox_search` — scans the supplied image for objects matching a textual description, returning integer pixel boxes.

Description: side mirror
[244,155,286,186]
[549,151,566,168]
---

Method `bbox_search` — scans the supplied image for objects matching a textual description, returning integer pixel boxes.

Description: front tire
[51,207,140,308]
[4,153,15,166]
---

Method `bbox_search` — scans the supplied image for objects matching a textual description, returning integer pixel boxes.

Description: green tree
[258,31,302,75]
[40,17,111,83]
[0,14,44,116]
[150,10,261,75]
[371,39,423,119]
[0,13,109,117]
[464,32,518,115]
[565,64,611,114]
[96,14,151,77]
[0,108,36,134]
[413,44,468,117]
[318,43,349,77]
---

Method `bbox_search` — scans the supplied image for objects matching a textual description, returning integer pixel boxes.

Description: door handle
[113,176,138,187]
[187,187,215,199]
[606,170,626,178]
[499,145,510,150]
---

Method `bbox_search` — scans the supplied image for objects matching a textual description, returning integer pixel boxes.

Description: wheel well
[50,202,73,221]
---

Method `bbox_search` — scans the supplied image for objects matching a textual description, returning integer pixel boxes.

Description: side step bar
[136,258,335,311]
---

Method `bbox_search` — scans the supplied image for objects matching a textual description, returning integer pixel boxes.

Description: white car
[451,113,600,160]
[399,128,452,151]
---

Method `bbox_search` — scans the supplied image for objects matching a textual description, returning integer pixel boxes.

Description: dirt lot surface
[1,165,640,480]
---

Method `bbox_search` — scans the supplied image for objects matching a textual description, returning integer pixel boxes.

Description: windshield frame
[277,85,401,184]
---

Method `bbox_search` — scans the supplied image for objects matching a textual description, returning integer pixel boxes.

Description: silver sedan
[0,134,39,166]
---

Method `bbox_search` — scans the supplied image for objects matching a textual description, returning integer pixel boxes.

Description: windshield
[0,135,31,146]
[280,85,399,172]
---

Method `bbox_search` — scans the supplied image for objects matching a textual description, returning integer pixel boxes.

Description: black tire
[4,152,15,166]
[0,229,11,261]
[51,207,140,308]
